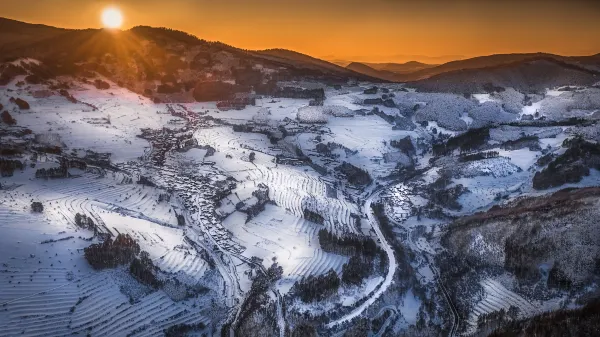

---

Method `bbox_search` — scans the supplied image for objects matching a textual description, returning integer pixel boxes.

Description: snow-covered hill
[1,57,599,336]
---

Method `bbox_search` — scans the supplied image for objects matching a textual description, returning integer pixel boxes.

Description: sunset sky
[2,0,600,63]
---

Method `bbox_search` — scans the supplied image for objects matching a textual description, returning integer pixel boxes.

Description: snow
[327,188,398,328]
[2,82,184,164]
[2,71,599,336]
[465,278,538,335]
[339,276,383,307]
[521,100,542,118]
[545,88,564,97]
[473,94,495,104]
[9,58,41,66]
[222,206,348,288]
[296,106,328,123]
[497,148,538,171]
[181,148,208,162]
[0,174,221,336]
[399,288,421,324]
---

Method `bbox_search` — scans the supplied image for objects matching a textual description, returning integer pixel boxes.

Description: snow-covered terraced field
[222,205,348,291]
[194,126,362,233]
[0,172,221,336]
[3,272,214,337]
[464,278,538,335]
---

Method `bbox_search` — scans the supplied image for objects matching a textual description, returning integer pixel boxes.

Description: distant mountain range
[344,53,600,93]
[346,61,437,82]
[1,17,599,96]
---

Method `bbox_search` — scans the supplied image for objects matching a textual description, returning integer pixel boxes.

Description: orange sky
[2,0,600,63]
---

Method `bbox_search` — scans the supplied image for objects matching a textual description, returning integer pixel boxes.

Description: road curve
[326,187,397,328]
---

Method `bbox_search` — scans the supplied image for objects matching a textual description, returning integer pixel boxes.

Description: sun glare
[101,8,123,29]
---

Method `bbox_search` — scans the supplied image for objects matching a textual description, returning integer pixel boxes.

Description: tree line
[303,209,325,225]
[0,158,23,177]
[84,234,140,269]
[84,233,162,289]
[432,127,490,156]
[459,151,499,162]
[318,228,381,257]
[290,269,340,302]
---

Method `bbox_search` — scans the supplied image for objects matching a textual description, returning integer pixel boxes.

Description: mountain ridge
[0,17,380,84]
[1,16,599,93]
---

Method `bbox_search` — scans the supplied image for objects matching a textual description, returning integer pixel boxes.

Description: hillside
[346,61,438,81]
[345,53,600,87]
[407,53,563,80]
[410,56,600,93]
[344,54,559,82]
[0,18,379,102]
[253,48,374,81]
[0,17,68,51]
[489,299,600,337]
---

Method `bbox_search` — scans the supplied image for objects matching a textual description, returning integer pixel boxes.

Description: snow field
[2,82,187,164]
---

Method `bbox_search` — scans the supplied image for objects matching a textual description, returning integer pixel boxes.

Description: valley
[1,18,600,337]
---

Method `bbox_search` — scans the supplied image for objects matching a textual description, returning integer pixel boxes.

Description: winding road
[326,183,459,337]
[326,187,397,328]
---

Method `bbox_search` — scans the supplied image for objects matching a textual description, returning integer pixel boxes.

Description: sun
[101,8,123,29]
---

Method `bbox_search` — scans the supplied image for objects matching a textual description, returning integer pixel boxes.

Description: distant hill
[399,53,571,81]
[346,61,438,81]
[253,49,373,81]
[410,56,600,93]
[346,62,402,82]
[361,61,437,74]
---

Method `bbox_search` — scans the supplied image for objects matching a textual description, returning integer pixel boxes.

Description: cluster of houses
[138,127,197,166]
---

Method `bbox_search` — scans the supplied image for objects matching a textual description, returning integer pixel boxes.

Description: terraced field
[222,205,349,291]
[465,278,538,335]
[0,172,223,336]
[195,127,361,234]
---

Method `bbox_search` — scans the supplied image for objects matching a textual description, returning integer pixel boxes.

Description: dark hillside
[410,57,600,93]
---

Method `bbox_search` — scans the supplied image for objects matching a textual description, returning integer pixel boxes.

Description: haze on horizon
[1,0,599,64]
